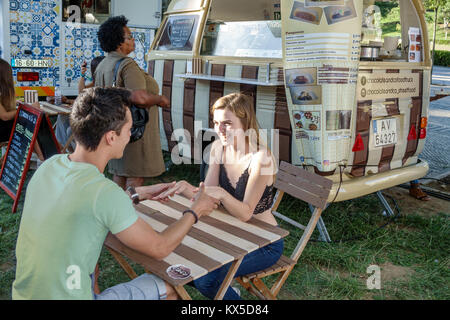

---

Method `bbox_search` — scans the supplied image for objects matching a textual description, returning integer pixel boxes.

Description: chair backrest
[274,161,332,210]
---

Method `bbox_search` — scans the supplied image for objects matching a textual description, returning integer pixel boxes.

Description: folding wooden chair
[236,161,332,300]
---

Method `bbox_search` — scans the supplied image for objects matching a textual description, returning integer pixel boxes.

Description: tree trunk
[431,7,439,79]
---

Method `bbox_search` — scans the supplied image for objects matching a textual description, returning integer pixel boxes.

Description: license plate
[373,118,397,147]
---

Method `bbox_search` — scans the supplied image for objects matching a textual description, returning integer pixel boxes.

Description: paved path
[420,79,450,179]
[432,66,450,86]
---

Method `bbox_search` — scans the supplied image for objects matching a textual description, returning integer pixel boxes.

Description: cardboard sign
[0,103,60,212]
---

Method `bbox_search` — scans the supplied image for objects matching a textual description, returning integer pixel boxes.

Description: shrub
[433,50,450,66]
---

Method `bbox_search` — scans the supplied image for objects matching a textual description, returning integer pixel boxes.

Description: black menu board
[0,103,60,212]
[156,14,199,51]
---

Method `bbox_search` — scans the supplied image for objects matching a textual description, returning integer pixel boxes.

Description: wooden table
[38,101,72,115]
[104,194,289,300]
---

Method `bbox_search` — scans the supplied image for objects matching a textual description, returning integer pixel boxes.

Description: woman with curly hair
[95,15,170,189]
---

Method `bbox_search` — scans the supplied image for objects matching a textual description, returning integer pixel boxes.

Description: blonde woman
[158,93,282,300]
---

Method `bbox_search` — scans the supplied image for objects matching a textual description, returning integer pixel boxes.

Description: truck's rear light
[420,128,427,139]
[17,72,39,82]
[352,133,365,152]
[407,125,417,141]
[420,117,428,129]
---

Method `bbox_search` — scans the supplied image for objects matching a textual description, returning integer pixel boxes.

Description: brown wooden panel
[278,133,291,164]
[241,66,258,80]
[351,133,370,177]
[142,212,223,272]
[273,179,327,209]
[162,200,272,248]
[274,103,291,130]
[162,60,175,150]
[274,86,291,163]
[279,161,333,190]
[412,69,423,97]
[356,101,372,132]
[183,78,196,158]
[148,60,155,77]
[136,204,246,258]
[385,98,400,116]
[200,216,270,248]
[403,97,422,164]
[209,64,226,128]
[277,170,331,199]
[104,234,193,286]
[378,145,395,173]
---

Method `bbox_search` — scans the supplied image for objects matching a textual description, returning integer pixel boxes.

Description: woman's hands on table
[153,180,198,200]
[190,183,220,218]
[135,182,177,202]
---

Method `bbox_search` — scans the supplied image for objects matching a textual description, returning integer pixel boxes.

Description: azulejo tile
[19,0,32,12]
[9,0,19,11]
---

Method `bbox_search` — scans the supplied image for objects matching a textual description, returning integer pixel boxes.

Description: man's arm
[115,183,219,260]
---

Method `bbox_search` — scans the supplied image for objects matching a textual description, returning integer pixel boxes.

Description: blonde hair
[211,93,264,152]
[0,59,15,111]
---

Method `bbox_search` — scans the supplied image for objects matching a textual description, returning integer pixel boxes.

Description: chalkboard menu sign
[0,103,60,213]
[156,14,200,51]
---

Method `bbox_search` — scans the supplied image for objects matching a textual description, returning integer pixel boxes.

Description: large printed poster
[282,0,363,172]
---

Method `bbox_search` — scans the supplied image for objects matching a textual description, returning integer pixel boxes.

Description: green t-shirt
[12,155,138,300]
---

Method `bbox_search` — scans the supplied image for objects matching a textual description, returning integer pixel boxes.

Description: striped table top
[38,102,72,115]
[104,194,289,287]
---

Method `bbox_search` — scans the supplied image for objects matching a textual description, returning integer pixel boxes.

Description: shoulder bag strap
[112,58,127,87]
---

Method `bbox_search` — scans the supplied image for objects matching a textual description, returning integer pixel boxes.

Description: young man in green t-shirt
[12,87,218,300]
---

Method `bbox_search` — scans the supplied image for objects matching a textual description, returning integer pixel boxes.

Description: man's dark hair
[97,15,129,52]
[70,87,131,151]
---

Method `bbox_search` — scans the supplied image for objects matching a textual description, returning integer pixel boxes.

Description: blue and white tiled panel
[62,23,154,94]
[9,0,61,87]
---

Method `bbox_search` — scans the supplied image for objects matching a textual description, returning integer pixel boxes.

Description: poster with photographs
[289,85,322,105]
[290,1,323,25]
[305,0,345,7]
[408,27,422,62]
[324,0,357,25]
[285,67,317,86]
[282,0,363,172]
[293,111,321,131]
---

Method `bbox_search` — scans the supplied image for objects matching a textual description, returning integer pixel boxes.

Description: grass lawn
[1,152,449,300]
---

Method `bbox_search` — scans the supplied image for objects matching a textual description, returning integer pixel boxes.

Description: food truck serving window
[156,14,201,51]
[201,21,282,59]
[360,0,425,63]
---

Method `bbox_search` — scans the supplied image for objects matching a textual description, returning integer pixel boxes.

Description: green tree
[424,0,449,69]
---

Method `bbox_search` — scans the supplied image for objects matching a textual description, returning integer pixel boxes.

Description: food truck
[147,0,431,202]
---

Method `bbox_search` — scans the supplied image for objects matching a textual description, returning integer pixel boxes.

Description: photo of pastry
[292,111,321,131]
[290,1,323,25]
[289,85,322,105]
[305,0,345,7]
[324,0,357,25]
[286,67,317,86]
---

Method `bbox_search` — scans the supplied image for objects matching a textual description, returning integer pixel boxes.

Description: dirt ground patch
[380,262,415,283]
[382,186,449,218]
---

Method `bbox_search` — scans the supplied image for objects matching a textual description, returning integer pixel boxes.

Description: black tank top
[218,154,274,215]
